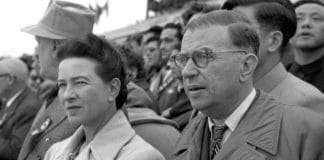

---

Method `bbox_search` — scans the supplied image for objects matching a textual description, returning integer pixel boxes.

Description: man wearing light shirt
[173,10,324,160]
[207,89,256,145]
[0,58,42,160]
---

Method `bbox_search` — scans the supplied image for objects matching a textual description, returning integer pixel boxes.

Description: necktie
[210,125,227,160]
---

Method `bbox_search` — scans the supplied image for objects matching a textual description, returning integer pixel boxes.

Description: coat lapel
[215,91,283,160]
[175,113,210,160]
[60,111,136,160]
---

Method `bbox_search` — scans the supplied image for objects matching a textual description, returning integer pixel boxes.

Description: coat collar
[61,110,136,160]
[175,90,283,158]
[238,90,282,155]
[255,62,288,93]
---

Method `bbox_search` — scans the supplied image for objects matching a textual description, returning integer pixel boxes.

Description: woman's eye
[75,81,87,86]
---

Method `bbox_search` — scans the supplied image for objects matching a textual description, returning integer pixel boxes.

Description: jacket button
[45,137,51,142]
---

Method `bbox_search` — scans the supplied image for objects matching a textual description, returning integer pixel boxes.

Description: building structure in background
[102,0,226,42]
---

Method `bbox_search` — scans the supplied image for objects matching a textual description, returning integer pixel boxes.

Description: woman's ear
[108,78,121,102]
[240,53,258,82]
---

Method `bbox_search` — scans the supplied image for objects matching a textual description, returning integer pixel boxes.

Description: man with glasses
[0,58,42,160]
[173,10,324,160]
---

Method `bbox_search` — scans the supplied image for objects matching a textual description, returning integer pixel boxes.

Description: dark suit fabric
[0,87,42,160]
[18,96,79,160]
[125,82,160,111]
[159,85,192,131]
[289,56,324,93]
[174,90,324,160]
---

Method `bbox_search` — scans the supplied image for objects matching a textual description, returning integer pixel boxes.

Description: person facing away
[222,0,324,113]
[0,58,42,160]
[289,0,324,93]
[44,33,165,160]
[172,10,324,160]
[19,1,96,160]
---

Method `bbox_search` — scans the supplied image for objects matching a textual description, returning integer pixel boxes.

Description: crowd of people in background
[0,0,324,160]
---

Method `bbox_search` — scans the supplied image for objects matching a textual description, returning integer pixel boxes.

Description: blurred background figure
[181,1,221,26]
[118,45,180,159]
[141,25,163,48]
[150,23,183,103]
[289,0,324,93]
[118,45,161,114]
[0,57,42,160]
[144,36,163,83]
[160,49,192,131]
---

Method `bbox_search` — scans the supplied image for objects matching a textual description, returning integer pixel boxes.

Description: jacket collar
[61,110,136,160]
[255,62,288,93]
[175,90,283,157]
[241,90,282,155]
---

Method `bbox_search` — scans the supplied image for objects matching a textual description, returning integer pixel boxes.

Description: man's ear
[108,78,121,102]
[240,53,258,82]
[51,40,65,59]
[267,31,283,53]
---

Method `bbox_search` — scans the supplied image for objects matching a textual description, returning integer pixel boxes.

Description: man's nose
[182,58,198,79]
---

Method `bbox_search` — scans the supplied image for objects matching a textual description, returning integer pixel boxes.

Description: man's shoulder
[281,104,324,129]
[119,135,166,160]
[273,73,324,111]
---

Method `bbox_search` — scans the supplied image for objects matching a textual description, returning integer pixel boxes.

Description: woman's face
[57,57,116,126]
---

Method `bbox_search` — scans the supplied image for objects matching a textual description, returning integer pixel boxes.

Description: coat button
[45,137,51,142]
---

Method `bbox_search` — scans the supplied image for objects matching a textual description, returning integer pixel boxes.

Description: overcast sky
[0,0,146,58]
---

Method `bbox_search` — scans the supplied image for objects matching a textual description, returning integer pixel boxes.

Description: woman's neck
[82,107,117,147]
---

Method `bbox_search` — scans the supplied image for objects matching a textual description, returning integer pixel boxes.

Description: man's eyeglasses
[170,49,248,70]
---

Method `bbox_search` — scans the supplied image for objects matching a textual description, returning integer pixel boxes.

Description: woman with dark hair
[44,34,165,160]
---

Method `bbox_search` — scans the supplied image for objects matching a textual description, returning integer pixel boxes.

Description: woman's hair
[57,33,127,109]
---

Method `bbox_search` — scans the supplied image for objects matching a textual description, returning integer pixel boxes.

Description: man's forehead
[58,59,95,79]
[296,3,324,14]
[181,26,230,53]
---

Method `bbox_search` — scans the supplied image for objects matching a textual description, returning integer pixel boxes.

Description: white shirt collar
[208,88,256,132]
[6,89,24,108]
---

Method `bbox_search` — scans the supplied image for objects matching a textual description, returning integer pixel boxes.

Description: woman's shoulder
[117,134,165,160]
[43,137,72,160]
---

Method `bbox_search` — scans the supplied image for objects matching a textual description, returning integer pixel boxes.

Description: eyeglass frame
[170,49,248,70]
